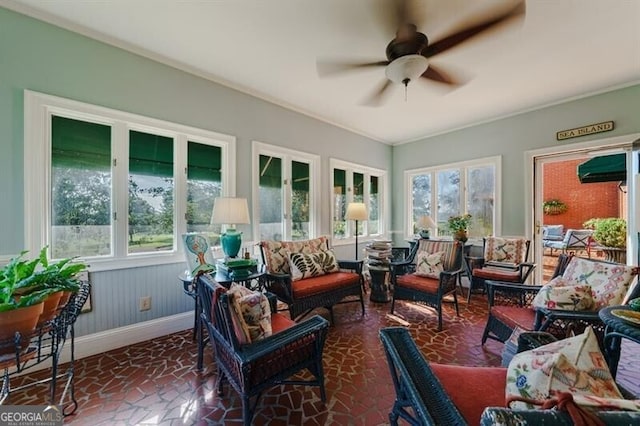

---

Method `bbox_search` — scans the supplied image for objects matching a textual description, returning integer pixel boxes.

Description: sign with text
[0,405,63,426]
[556,121,614,141]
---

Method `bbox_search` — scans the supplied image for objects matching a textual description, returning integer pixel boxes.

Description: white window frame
[24,90,235,271]
[251,141,321,241]
[330,158,388,245]
[404,156,502,240]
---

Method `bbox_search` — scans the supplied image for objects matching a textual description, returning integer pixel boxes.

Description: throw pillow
[506,327,622,410]
[288,249,339,281]
[415,251,444,279]
[532,276,595,311]
[561,257,637,309]
[227,284,272,344]
[484,237,526,264]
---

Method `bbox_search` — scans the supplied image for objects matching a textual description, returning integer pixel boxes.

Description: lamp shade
[345,202,368,221]
[211,197,250,258]
[417,215,436,230]
[211,197,250,225]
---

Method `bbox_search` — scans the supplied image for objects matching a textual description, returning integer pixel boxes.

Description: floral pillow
[288,249,340,281]
[227,284,272,344]
[506,327,623,410]
[415,251,444,279]
[484,237,526,265]
[561,257,637,309]
[532,276,595,311]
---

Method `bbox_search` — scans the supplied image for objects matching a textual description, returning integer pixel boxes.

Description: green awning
[577,154,626,183]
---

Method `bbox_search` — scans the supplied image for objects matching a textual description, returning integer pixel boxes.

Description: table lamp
[211,197,250,258]
[417,215,436,239]
[345,202,368,260]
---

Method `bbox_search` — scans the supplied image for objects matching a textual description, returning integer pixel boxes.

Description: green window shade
[129,130,173,177]
[187,142,221,182]
[354,172,364,200]
[52,115,111,170]
[292,161,309,192]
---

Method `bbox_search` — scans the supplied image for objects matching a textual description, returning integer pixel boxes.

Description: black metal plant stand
[0,281,91,416]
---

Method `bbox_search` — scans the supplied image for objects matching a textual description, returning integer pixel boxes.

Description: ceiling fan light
[385,55,429,85]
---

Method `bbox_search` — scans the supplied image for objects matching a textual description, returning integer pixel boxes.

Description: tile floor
[5,291,640,425]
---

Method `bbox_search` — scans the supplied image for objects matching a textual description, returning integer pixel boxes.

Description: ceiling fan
[316,0,526,106]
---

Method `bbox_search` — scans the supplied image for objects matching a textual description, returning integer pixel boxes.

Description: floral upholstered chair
[258,236,364,324]
[482,254,639,345]
[465,236,536,303]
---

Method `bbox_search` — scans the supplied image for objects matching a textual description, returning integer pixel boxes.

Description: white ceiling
[5,0,640,144]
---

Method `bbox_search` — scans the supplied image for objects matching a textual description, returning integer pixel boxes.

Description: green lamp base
[220,228,242,258]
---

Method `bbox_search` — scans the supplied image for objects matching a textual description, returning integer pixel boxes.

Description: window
[25,91,235,270]
[330,159,387,242]
[405,156,500,239]
[252,142,319,241]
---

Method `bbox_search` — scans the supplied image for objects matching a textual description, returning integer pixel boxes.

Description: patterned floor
[5,290,639,425]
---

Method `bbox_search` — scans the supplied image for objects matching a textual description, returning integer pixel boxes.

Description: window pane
[333,168,346,239]
[259,155,283,240]
[369,176,379,235]
[291,161,310,241]
[437,169,460,237]
[51,116,112,259]
[353,172,365,235]
[128,130,174,253]
[467,165,495,237]
[412,174,432,235]
[187,141,222,245]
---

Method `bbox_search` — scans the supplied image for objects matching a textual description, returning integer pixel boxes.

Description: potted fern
[0,247,86,354]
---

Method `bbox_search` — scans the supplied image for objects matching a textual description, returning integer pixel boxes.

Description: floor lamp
[345,202,368,260]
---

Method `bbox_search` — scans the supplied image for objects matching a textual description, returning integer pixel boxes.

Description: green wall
[391,84,640,242]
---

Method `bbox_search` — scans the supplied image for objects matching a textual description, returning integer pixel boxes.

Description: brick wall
[543,158,624,230]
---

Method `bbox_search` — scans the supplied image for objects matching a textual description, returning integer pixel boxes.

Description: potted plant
[448,214,472,242]
[0,247,86,354]
[543,199,568,215]
[583,218,627,263]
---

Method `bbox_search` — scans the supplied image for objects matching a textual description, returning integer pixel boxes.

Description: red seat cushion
[491,305,536,330]
[292,271,360,298]
[473,267,520,282]
[431,364,507,425]
[395,273,439,293]
[271,312,296,334]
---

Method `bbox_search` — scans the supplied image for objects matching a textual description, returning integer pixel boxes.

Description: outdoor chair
[258,236,364,323]
[379,326,640,426]
[482,254,639,345]
[465,236,535,303]
[389,239,463,331]
[544,228,594,257]
[196,273,329,426]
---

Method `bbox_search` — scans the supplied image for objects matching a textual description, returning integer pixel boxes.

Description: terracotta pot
[0,302,45,355]
[454,230,468,243]
[56,290,74,312]
[38,291,64,326]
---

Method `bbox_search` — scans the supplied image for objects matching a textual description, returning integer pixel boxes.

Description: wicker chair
[389,239,463,331]
[482,254,639,345]
[465,236,536,303]
[379,326,640,426]
[196,273,329,426]
[258,237,364,324]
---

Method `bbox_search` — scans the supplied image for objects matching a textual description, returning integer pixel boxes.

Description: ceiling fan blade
[421,64,460,86]
[422,1,525,58]
[361,79,394,107]
[316,59,388,78]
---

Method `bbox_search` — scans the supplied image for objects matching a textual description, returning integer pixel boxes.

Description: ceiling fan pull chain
[403,78,409,102]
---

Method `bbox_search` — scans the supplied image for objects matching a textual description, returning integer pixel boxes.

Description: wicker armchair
[258,237,364,323]
[389,239,463,331]
[379,327,640,426]
[482,254,640,346]
[196,273,329,426]
[465,236,536,303]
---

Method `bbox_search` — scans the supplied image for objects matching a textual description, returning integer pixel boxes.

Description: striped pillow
[416,239,460,271]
